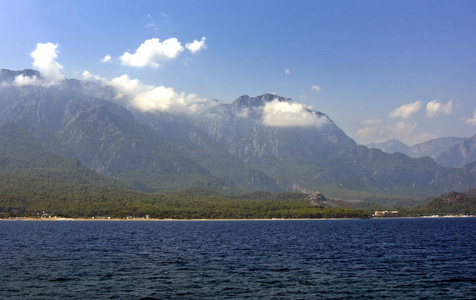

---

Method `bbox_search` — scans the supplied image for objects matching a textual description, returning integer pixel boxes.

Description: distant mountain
[0,69,41,82]
[1,69,476,202]
[366,139,410,155]
[435,134,476,168]
[409,137,467,158]
[367,137,466,159]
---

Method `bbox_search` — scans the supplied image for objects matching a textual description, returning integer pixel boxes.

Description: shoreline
[2,217,355,222]
[1,215,474,222]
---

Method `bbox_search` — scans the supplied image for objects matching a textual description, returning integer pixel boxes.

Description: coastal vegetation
[0,172,369,219]
[1,169,475,219]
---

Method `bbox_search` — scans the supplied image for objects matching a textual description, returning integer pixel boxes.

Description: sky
[0,0,475,146]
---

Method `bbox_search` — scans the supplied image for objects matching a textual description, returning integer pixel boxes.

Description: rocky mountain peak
[232,93,292,109]
[0,69,41,83]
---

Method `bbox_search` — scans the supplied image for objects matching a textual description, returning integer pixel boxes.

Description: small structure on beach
[373,211,399,217]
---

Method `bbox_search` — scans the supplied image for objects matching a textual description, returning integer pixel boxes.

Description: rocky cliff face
[436,134,476,168]
[204,93,356,163]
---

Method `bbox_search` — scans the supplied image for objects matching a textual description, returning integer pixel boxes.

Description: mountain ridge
[366,137,467,159]
[1,69,475,201]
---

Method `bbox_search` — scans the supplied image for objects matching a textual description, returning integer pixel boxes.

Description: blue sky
[1,0,475,145]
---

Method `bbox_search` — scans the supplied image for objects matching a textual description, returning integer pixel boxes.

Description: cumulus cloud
[101,54,111,62]
[120,38,184,68]
[30,42,64,83]
[261,99,329,128]
[234,107,250,118]
[133,87,215,115]
[82,71,102,81]
[311,85,321,92]
[426,100,453,117]
[462,109,476,125]
[12,74,41,86]
[388,101,422,119]
[82,71,217,116]
[185,37,207,54]
[108,74,148,99]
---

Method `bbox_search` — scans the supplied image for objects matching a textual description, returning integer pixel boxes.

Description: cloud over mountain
[31,42,64,83]
[261,100,329,128]
[12,74,41,86]
[8,42,64,87]
[83,72,217,116]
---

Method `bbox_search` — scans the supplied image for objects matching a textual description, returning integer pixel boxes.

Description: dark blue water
[1,218,475,299]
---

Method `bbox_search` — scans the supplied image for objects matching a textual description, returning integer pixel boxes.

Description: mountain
[409,137,467,158]
[0,75,238,193]
[134,111,280,193]
[435,134,476,168]
[0,122,127,188]
[187,94,475,198]
[1,69,476,201]
[367,137,466,159]
[417,191,476,215]
[0,70,278,193]
[366,139,410,155]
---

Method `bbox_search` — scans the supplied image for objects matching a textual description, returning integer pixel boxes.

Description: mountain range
[1,69,475,203]
[367,135,476,168]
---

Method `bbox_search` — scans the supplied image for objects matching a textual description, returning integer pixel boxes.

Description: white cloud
[120,38,184,68]
[108,74,148,99]
[261,99,329,128]
[185,37,207,54]
[30,42,64,83]
[134,87,216,115]
[426,100,453,117]
[284,68,290,75]
[388,101,422,119]
[311,85,321,92]
[12,74,41,86]
[82,71,217,116]
[462,109,476,125]
[234,107,250,118]
[101,54,111,63]
[82,71,102,81]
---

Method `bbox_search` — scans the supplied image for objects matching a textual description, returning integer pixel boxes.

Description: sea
[1,218,475,299]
